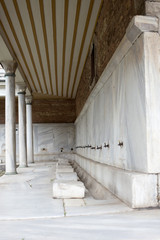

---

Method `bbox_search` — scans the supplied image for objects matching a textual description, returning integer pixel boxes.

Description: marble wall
[75,32,160,207]
[33,123,75,159]
[76,32,160,174]
[0,123,75,162]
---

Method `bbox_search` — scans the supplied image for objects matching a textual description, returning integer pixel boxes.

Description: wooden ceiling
[0,0,102,99]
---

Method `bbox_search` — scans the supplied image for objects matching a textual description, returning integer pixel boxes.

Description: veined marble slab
[75,31,160,207]
[33,123,75,155]
[75,32,160,174]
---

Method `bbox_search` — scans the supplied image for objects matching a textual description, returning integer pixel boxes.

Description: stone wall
[76,0,145,116]
[33,123,75,161]
[0,98,76,124]
[74,14,160,207]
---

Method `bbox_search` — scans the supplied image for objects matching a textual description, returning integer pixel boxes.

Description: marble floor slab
[0,210,160,240]
[65,202,132,217]
[0,161,160,240]
[64,199,85,207]
[0,162,64,220]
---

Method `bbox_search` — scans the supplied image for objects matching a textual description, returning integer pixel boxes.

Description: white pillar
[25,96,34,163]
[1,60,17,175]
[17,83,27,167]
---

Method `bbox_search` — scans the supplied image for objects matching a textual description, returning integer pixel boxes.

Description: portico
[1,0,160,238]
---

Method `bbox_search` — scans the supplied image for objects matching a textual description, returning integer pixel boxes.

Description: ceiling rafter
[0,20,32,92]
[71,0,94,98]
[39,0,53,95]
[13,0,43,93]
[66,0,81,98]
[52,0,58,96]
[0,0,102,99]
[0,0,37,91]
[61,0,69,97]
[26,0,48,94]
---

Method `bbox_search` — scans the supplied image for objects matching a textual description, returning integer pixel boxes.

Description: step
[56,172,78,181]
[56,167,74,173]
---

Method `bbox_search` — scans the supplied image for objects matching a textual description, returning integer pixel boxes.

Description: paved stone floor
[0,161,160,240]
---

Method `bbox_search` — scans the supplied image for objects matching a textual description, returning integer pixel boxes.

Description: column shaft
[26,103,34,163]
[5,75,16,174]
[18,92,27,167]
[1,60,18,175]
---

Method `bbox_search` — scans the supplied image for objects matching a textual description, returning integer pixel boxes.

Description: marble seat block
[58,159,70,165]
[56,162,71,169]
[58,162,70,166]
[53,180,85,199]
[74,155,158,208]
[57,165,72,169]
[56,172,78,181]
[56,167,74,173]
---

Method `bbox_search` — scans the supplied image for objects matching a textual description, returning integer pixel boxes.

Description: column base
[18,165,28,168]
[5,171,17,175]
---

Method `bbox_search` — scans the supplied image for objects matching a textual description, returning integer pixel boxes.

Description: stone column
[1,60,18,174]
[17,83,27,167]
[25,96,34,163]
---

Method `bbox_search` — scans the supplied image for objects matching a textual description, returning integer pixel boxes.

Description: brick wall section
[0,98,76,124]
[32,98,76,123]
[76,0,145,117]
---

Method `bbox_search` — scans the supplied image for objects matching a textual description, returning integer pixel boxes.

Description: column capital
[16,82,26,94]
[25,95,33,105]
[1,60,18,77]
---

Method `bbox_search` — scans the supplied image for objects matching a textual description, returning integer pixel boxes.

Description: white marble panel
[75,31,160,206]
[34,123,75,155]
[144,32,160,172]
[75,33,160,173]
[103,80,113,165]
